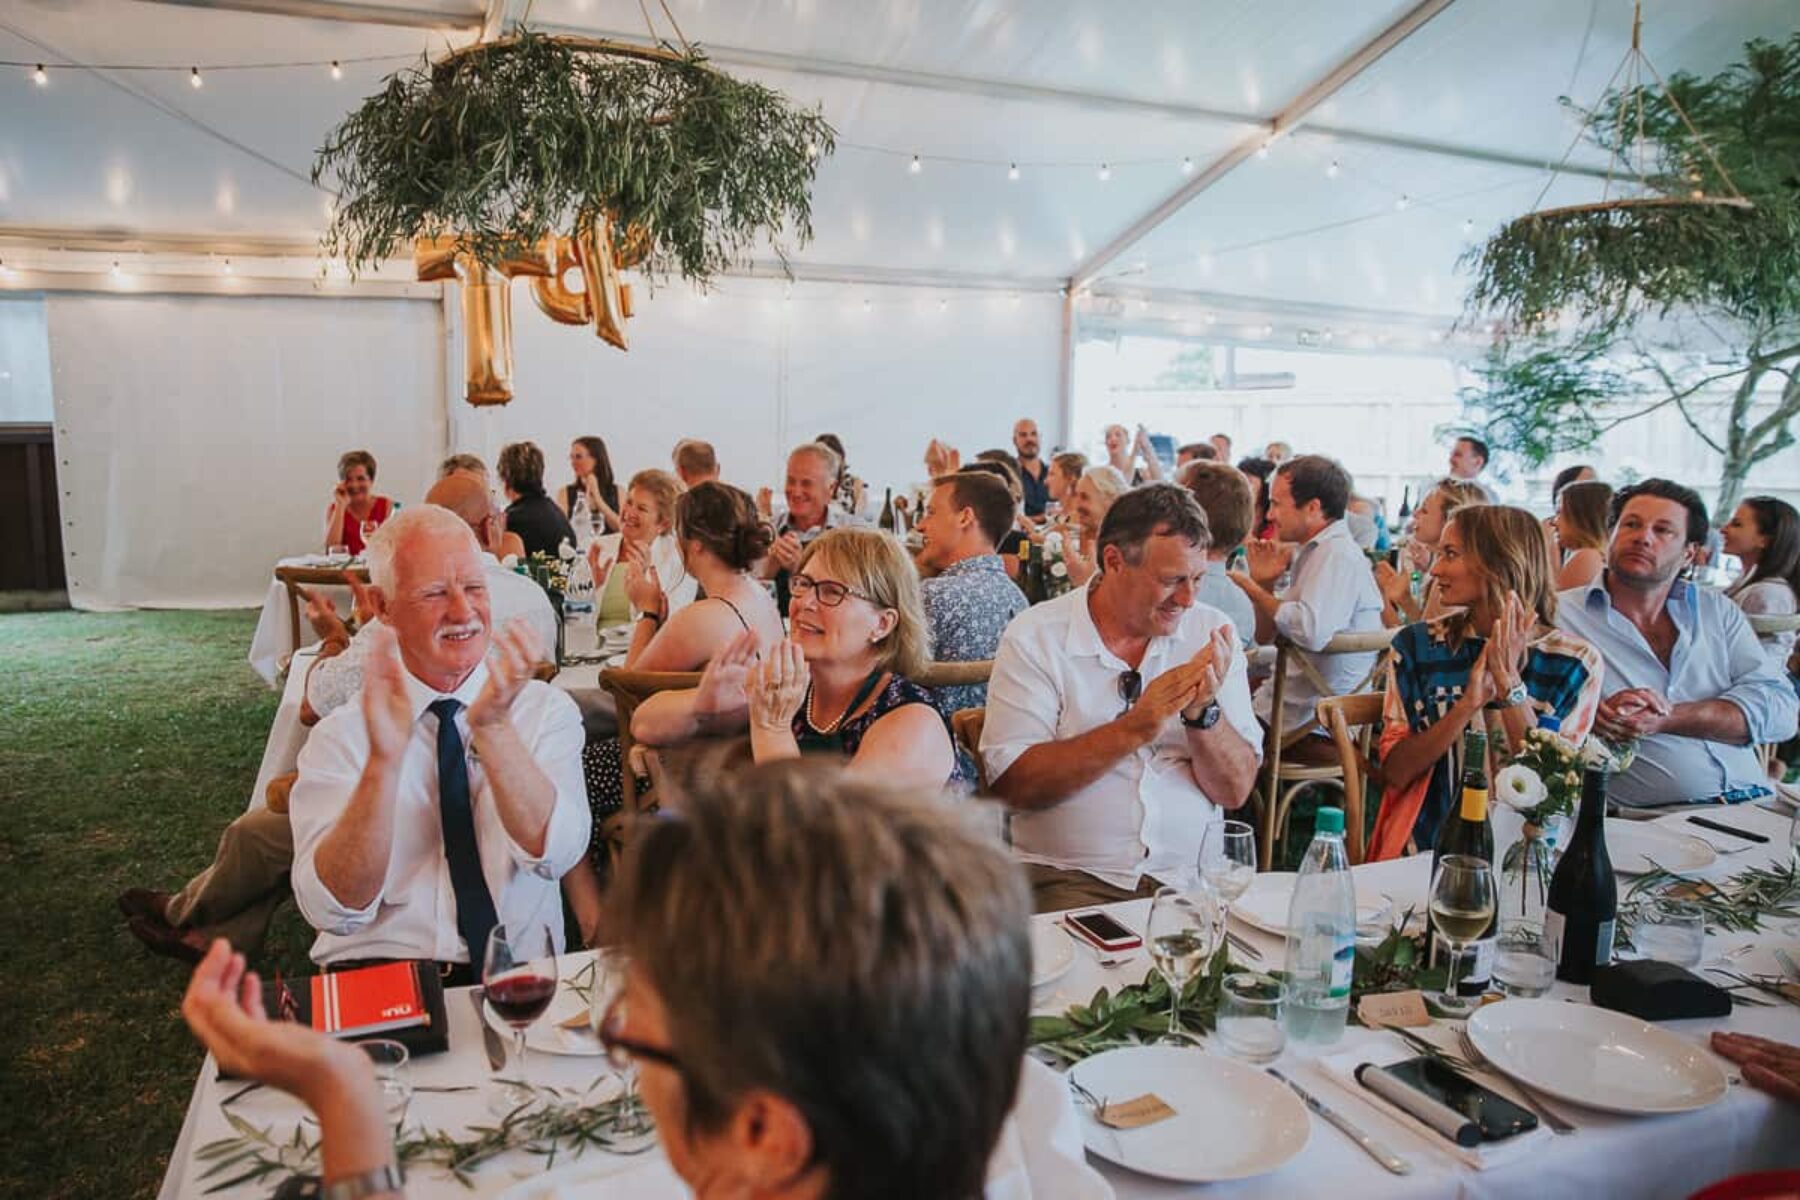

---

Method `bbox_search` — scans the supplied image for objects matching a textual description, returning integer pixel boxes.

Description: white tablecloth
[247,556,361,686]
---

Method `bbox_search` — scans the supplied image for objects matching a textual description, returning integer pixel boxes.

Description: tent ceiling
[3,0,1797,318]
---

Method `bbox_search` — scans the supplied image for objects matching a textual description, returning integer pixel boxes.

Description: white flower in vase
[1494,763,1548,812]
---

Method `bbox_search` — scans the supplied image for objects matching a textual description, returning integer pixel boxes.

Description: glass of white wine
[1147,886,1220,1045]
[1198,820,1257,920]
[1429,856,1495,1016]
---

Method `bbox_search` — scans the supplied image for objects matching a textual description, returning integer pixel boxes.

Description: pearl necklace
[803,685,847,734]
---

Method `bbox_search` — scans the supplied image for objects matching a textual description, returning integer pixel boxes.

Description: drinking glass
[360,518,380,548]
[327,543,350,560]
[1429,856,1496,1017]
[1493,920,1555,997]
[358,1039,412,1136]
[1146,887,1220,1045]
[1216,973,1286,1063]
[1634,899,1705,969]
[587,948,659,1153]
[1198,820,1257,917]
[482,924,558,1109]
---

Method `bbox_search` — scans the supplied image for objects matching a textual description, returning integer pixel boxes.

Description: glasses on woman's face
[789,574,873,608]
[598,997,683,1074]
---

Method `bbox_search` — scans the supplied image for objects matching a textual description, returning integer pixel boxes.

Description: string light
[1097,163,1111,182]
[1255,142,1270,159]
[908,154,921,175]
[1202,312,1216,325]
[190,67,203,88]
[1461,217,1475,235]
[937,297,948,312]
[1181,156,1194,175]
[1394,194,1410,211]
[1326,160,1339,179]
[330,60,343,80]
[33,64,47,86]
[222,257,233,274]
[862,297,872,312]
[1007,162,1019,182]
[805,140,819,159]
[110,260,122,277]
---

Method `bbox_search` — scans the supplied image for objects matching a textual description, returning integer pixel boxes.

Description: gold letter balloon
[415,214,647,406]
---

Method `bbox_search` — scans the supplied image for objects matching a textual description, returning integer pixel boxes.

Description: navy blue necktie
[428,698,499,976]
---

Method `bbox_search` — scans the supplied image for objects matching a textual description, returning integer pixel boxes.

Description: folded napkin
[1316,1036,1553,1170]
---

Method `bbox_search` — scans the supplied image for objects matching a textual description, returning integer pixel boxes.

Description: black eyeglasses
[1117,669,1143,713]
[597,997,684,1074]
[790,574,875,608]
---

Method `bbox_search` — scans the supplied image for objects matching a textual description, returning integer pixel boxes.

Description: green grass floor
[0,610,318,1199]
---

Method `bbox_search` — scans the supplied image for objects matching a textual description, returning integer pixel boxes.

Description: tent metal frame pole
[1069,0,1457,290]
[136,0,478,30]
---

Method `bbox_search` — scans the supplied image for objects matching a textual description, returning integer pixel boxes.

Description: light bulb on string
[1394,194,1410,211]
[1325,160,1339,179]
[1097,163,1111,182]
[1461,217,1475,236]
[1255,142,1270,160]
[1181,156,1194,175]
[222,257,233,275]
[1202,312,1216,326]
[805,141,819,160]
[862,297,872,312]
[110,260,122,278]
[938,297,948,312]
[1007,162,1019,182]
[33,64,48,86]
[908,154,922,175]
[190,67,203,89]
[331,60,343,80]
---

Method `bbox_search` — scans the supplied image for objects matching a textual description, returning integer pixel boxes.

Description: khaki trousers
[164,806,294,953]
[1026,863,1163,915]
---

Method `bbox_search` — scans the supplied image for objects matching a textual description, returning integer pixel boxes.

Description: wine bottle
[878,487,897,535]
[1431,726,1495,995]
[1545,765,1617,985]
[1397,485,1412,522]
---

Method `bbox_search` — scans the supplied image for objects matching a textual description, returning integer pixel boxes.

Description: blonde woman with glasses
[632,528,969,790]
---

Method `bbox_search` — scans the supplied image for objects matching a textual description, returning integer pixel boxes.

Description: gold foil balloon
[576,215,630,351]
[459,260,515,406]
[529,235,591,326]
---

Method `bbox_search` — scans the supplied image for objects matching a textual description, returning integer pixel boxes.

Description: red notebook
[309,961,430,1037]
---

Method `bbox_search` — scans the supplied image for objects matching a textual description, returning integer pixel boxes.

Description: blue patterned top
[919,554,1029,714]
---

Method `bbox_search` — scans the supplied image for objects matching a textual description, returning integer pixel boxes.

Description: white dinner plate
[1067,1045,1309,1182]
[1467,999,1729,1115]
[484,972,605,1057]
[1233,872,1394,937]
[495,1153,687,1199]
[1031,922,1075,989]
[1605,818,1717,875]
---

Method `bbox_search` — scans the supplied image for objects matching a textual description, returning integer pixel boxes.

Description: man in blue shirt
[1555,479,1797,809]
[915,470,1029,713]
[1012,419,1051,521]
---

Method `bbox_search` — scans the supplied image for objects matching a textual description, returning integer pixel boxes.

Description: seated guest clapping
[1059,464,1128,588]
[289,505,588,977]
[915,471,1029,712]
[182,762,1040,1200]
[982,484,1261,913]
[497,441,577,559]
[1556,479,1797,810]
[634,528,967,790]
[555,435,622,534]
[586,469,698,628]
[1374,477,1485,624]
[1367,505,1604,859]
[323,450,394,556]
[762,441,865,609]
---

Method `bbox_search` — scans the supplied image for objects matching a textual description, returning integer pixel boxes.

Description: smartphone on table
[1063,909,1143,953]
[1374,1055,1540,1142]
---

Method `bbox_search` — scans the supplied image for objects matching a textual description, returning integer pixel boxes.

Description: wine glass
[1198,820,1257,927]
[359,518,379,552]
[358,1039,412,1137]
[1146,887,1221,1045]
[1429,856,1496,1018]
[482,924,559,1109]
[587,948,659,1153]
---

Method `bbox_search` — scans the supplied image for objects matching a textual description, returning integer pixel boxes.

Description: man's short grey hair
[364,503,480,596]
[789,441,841,479]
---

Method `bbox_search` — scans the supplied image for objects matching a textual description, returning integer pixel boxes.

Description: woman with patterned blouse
[1368,505,1604,860]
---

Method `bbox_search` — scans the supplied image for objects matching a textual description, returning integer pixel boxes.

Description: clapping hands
[768,531,806,573]
[695,628,761,719]
[1124,628,1232,740]
[621,540,665,616]
[1241,537,1293,587]
[746,638,810,731]
[469,619,542,729]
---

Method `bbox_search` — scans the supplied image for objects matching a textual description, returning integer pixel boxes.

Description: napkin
[1316,1037,1552,1170]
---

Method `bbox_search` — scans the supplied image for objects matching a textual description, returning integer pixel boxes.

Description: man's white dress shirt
[305,553,559,719]
[980,585,1263,891]
[290,661,589,965]
[1253,519,1385,734]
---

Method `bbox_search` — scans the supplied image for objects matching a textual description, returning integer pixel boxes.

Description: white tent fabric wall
[0,296,55,424]
[46,293,444,610]
[451,278,1064,508]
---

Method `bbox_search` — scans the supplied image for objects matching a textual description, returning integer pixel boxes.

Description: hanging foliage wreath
[312,30,836,280]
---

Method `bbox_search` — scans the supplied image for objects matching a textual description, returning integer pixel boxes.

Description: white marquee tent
[2,0,1797,608]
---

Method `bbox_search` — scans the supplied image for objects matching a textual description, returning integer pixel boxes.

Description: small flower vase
[1498,821,1555,931]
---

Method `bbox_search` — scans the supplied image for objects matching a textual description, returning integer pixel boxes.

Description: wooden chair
[1254,627,1395,870]
[951,707,989,792]
[917,659,995,691]
[598,669,703,814]
[1747,613,1800,775]
[1315,692,1386,864]
[273,564,370,669]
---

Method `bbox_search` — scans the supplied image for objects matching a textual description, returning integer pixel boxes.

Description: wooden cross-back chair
[273,564,370,672]
[1314,692,1386,865]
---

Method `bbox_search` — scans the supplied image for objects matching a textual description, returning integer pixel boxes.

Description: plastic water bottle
[570,492,593,547]
[1281,806,1356,1047]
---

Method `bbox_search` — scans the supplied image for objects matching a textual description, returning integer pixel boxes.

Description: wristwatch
[319,1164,404,1200]
[1181,701,1222,730]
[1486,681,1529,710]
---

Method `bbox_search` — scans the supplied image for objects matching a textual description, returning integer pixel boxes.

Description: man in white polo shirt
[980,484,1262,912]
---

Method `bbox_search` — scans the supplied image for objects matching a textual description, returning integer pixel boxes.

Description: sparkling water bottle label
[1328,937,1354,998]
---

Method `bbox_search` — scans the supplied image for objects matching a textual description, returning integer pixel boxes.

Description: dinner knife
[471,987,506,1071]
[1267,1068,1412,1175]
[1686,815,1770,845]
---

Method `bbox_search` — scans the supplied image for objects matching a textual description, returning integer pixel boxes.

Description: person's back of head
[439,453,487,480]
[1176,442,1215,464]
[424,472,494,540]
[1556,481,1615,552]
[676,481,773,571]
[497,441,547,497]
[673,439,719,484]
[1276,454,1353,522]
[1181,461,1253,551]
[960,457,1025,508]
[609,760,1031,1200]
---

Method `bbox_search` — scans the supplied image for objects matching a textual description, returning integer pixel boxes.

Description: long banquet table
[160,805,1800,1200]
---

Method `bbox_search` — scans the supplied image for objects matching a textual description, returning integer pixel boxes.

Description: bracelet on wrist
[319,1164,403,1200]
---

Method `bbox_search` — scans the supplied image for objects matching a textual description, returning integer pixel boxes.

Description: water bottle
[1281,806,1356,1047]
[571,491,592,546]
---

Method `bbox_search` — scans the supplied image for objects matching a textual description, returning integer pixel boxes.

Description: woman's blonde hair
[1429,477,1488,523]
[1082,464,1130,501]
[798,528,931,679]
[1051,451,1087,486]
[1442,504,1558,643]
[1556,480,1614,552]
[627,469,683,530]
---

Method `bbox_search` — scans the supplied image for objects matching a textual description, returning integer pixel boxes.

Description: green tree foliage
[1459,33,1800,515]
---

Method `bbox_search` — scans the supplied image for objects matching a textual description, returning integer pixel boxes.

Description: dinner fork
[1455,1026,1577,1134]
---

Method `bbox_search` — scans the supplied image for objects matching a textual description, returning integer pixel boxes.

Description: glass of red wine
[483,923,558,1107]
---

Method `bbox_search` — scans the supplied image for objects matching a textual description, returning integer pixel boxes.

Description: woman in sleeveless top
[322,450,394,555]
[555,436,621,533]
[585,471,698,628]
[633,528,968,793]
[567,482,784,943]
